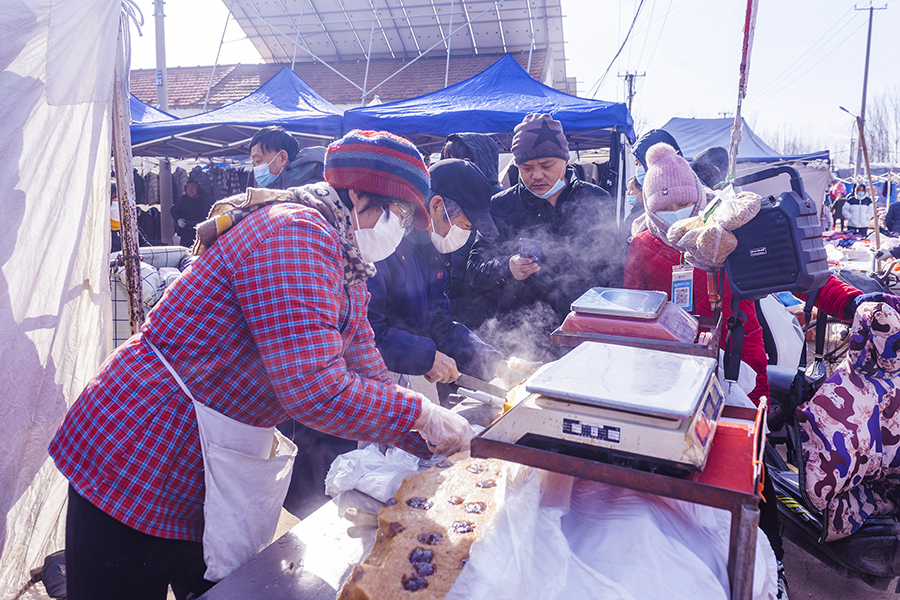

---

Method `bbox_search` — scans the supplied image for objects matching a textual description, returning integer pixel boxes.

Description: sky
[128,0,900,166]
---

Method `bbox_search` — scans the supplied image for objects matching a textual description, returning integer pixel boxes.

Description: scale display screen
[570,287,668,319]
[525,341,718,420]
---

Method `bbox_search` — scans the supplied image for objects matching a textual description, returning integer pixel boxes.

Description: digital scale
[477,341,726,475]
[560,287,700,344]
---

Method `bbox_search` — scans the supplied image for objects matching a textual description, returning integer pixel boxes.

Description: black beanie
[633,129,682,168]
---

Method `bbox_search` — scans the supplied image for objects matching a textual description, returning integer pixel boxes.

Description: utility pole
[154,0,175,244]
[854,2,887,178]
[618,71,645,112]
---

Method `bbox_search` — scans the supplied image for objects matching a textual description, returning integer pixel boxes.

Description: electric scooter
[763,283,900,591]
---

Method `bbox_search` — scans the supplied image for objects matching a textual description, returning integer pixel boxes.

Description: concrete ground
[781,537,898,598]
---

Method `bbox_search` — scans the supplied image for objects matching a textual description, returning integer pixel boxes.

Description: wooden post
[112,13,145,334]
[856,114,881,268]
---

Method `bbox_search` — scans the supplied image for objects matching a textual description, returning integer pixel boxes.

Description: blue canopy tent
[658,117,831,208]
[343,54,635,155]
[130,94,176,124]
[131,67,343,158]
[660,117,828,163]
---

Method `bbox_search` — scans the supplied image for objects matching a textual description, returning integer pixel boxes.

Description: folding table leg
[728,504,760,600]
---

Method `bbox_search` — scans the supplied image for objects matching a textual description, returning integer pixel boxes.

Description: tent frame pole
[444,0,455,88]
[203,0,235,112]
[728,0,759,177]
[291,0,307,70]
[362,0,379,104]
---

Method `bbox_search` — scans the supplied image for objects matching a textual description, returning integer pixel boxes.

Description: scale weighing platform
[477,340,726,474]
[560,287,700,345]
[471,340,764,600]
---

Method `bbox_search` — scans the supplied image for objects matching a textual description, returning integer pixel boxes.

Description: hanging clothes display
[145,170,159,206]
[189,165,213,197]
[224,167,243,196]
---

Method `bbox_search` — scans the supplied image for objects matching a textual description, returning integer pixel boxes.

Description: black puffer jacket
[468,168,624,336]
[267,146,327,190]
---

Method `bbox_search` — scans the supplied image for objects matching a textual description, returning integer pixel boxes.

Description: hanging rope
[728,0,760,177]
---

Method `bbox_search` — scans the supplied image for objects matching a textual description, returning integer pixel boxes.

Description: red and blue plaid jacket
[49,203,427,541]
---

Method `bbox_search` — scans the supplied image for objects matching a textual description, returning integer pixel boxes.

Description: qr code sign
[674,285,690,307]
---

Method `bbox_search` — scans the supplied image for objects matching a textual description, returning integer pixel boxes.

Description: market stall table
[471,401,766,600]
[198,395,763,600]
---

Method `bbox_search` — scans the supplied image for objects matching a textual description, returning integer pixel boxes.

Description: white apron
[148,341,297,582]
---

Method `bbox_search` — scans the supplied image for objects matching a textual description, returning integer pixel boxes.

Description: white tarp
[0,0,120,595]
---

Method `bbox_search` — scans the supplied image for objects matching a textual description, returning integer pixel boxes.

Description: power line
[752,17,867,105]
[639,0,674,83]
[588,0,647,98]
[761,8,859,102]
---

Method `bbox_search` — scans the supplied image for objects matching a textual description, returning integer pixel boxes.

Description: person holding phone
[468,114,624,359]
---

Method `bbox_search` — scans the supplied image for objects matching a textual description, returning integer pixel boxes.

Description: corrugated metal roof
[226,0,569,89]
[130,49,547,109]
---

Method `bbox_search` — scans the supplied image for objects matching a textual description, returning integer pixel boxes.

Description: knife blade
[454,373,509,399]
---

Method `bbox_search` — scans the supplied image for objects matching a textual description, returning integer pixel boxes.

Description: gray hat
[428,158,498,238]
[511,114,569,164]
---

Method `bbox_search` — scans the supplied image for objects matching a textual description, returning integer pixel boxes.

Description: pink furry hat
[643,143,705,213]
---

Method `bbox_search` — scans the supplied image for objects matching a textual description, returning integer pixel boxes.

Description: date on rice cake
[338,453,504,599]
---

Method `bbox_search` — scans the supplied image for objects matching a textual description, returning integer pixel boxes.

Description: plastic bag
[668,186,761,268]
[115,261,165,307]
[324,445,420,503]
[448,464,777,600]
[717,349,758,409]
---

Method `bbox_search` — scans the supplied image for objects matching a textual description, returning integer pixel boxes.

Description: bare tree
[756,122,826,156]
[864,87,900,163]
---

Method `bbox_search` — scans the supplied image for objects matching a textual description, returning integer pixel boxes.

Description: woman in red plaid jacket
[49,131,472,600]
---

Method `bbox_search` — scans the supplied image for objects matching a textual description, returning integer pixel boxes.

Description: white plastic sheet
[448,464,777,600]
[0,1,119,595]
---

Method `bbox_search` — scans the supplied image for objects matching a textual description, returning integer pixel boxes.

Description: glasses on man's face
[392,202,415,230]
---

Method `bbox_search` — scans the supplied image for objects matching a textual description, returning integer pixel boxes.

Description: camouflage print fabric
[797,301,900,541]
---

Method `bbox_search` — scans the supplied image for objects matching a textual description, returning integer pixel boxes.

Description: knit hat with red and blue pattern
[324,130,431,230]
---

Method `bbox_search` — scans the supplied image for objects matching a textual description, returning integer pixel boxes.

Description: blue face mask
[635,165,646,186]
[253,154,283,188]
[626,194,640,207]
[526,177,567,200]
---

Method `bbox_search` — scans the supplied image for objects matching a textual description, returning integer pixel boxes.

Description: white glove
[177,218,187,228]
[412,399,475,456]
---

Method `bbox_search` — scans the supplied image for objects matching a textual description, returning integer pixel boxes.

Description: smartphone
[518,238,542,265]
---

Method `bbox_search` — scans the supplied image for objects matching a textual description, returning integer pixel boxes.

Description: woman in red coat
[625,143,863,404]
[624,143,769,402]
[624,142,862,587]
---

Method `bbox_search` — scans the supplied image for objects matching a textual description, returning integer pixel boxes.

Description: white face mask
[526,177,567,200]
[354,207,405,263]
[656,204,695,226]
[430,203,470,254]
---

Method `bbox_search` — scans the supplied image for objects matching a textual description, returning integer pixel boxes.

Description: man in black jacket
[468,114,624,360]
[249,125,326,190]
